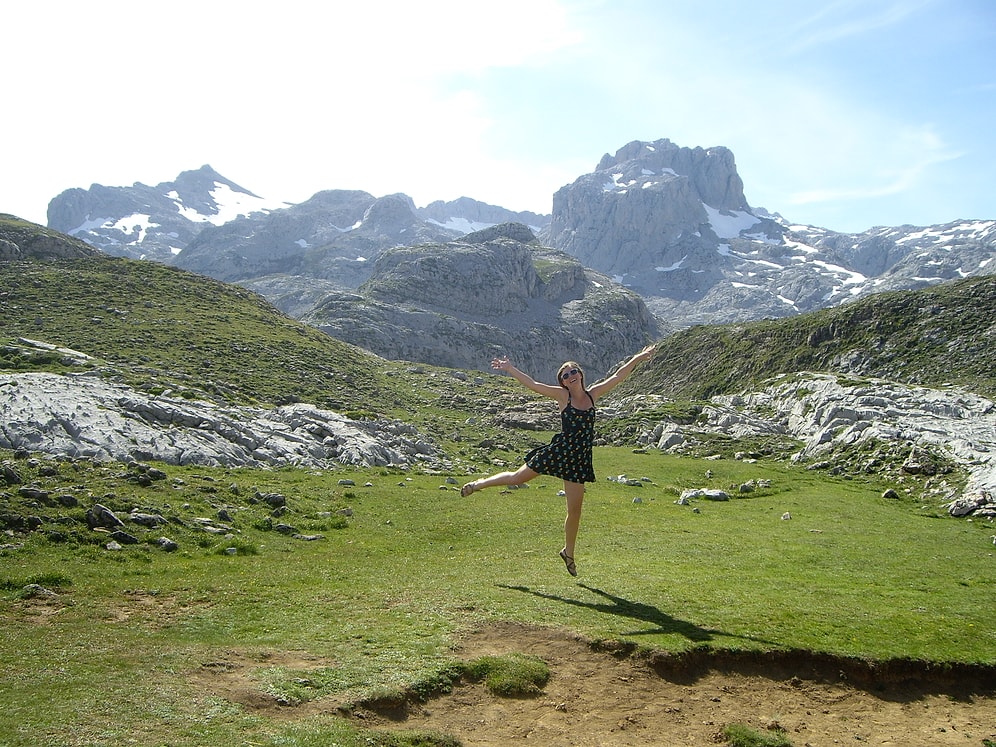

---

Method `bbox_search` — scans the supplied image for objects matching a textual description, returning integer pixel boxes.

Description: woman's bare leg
[462,465,538,495]
[560,480,585,574]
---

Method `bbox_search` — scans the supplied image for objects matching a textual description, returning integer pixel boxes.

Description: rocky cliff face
[544,138,771,288]
[543,139,996,328]
[302,224,662,380]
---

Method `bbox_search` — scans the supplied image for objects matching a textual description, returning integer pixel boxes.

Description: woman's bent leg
[463,465,538,495]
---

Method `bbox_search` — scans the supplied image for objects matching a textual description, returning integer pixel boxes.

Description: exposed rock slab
[0,372,442,469]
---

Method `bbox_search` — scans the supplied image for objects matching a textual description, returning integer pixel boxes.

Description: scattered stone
[22,583,57,599]
[86,503,124,530]
[882,488,901,500]
[17,486,50,502]
[781,512,792,520]
[110,530,140,545]
[1,464,23,485]
[256,491,287,508]
[156,537,179,552]
[130,511,167,528]
[680,488,730,502]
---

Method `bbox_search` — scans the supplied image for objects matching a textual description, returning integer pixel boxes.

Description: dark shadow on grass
[497,584,996,698]
[498,583,777,647]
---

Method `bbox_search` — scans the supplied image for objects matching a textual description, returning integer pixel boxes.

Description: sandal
[460,482,477,497]
[559,549,577,577]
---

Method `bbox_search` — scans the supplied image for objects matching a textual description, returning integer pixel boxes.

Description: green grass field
[2,446,993,746]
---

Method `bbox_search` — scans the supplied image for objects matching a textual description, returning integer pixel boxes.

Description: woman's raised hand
[491,356,511,371]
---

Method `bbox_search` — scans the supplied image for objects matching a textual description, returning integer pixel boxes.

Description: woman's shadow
[499,583,774,646]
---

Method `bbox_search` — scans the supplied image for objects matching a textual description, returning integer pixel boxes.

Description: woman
[462,345,655,576]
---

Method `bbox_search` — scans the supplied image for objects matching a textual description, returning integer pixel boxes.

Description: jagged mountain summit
[45,170,551,272]
[543,138,996,325]
[46,165,287,262]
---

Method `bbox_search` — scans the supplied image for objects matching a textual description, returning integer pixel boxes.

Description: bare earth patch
[193,621,996,746]
[359,622,996,747]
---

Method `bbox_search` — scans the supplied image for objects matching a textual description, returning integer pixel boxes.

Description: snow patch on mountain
[169,182,286,226]
[704,204,761,239]
[426,217,494,234]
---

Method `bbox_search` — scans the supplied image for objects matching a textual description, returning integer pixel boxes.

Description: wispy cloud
[785,0,933,54]
[788,126,963,205]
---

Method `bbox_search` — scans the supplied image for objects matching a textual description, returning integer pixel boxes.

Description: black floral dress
[525,392,596,483]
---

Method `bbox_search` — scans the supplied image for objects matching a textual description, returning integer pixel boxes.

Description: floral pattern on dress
[525,396,596,483]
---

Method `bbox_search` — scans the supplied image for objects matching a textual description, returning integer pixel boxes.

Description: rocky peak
[545,138,765,294]
[594,138,749,212]
[360,193,420,235]
[46,164,283,262]
[418,197,551,234]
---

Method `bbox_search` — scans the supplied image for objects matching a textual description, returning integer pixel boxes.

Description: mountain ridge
[40,139,995,336]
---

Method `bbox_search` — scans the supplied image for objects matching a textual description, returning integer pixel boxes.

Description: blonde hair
[557,361,585,388]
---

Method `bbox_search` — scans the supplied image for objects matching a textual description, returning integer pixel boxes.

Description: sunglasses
[560,368,581,381]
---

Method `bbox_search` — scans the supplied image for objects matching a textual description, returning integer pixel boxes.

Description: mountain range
[41,138,996,369]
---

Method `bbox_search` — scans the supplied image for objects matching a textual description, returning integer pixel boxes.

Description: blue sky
[3,0,994,233]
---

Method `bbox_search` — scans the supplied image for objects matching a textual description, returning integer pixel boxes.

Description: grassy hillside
[617,274,996,401]
[0,255,553,461]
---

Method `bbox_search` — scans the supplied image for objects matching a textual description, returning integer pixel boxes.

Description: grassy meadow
[2,248,996,745]
[2,445,994,746]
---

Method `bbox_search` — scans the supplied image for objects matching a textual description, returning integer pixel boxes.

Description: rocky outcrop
[302,224,662,379]
[0,372,444,470]
[0,214,99,261]
[623,372,996,513]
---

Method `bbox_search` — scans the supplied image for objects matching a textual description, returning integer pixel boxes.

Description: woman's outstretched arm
[588,344,656,401]
[491,357,565,400]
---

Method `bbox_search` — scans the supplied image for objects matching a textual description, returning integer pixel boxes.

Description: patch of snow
[703,205,760,239]
[810,260,867,285]
[170,183,285,226]
[109,213,158,244]
[655,256,687,272]
[426,217,492,233]
[783,238,819,254]
[71,216,113,234]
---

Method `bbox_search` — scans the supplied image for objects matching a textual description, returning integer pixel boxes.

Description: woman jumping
[461,345,655,576]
